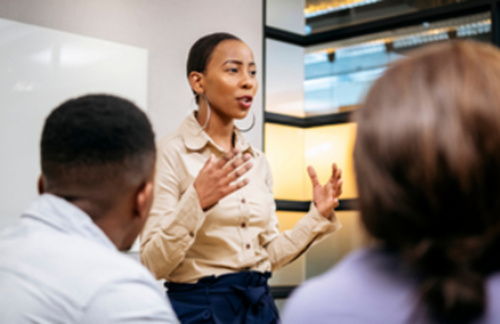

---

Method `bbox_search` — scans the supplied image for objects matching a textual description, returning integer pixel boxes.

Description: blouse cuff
[306,202,342,236]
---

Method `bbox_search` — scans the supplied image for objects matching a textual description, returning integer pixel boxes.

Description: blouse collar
[181,112,255,156]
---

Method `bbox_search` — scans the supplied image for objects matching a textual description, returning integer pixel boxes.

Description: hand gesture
[194,148,253,210]
[307,163,343,218]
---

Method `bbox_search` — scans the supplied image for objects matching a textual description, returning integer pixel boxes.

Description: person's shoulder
[157,127,185,154]
[84,277,178,324]
[287,248,372,301]
[61,238,167,312]
[154,124,192,172]
[71,245,173,320]
[483,273,500,323]
[82,240,157,283]
[81,248,177,322]
[282,248,412,324]
[0,226,167,322]
[85,250,166,297]
[6,224,157,294]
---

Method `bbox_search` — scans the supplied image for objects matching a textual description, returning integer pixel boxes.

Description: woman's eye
[250,70,257,76]
[228,68,238,73]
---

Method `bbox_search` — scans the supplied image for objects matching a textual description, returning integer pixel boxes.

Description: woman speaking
[140,32,342,324]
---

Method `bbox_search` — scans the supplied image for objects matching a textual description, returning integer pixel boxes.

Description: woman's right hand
[194,148,253,210]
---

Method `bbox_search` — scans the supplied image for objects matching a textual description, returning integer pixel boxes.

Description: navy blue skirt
[165,271,280,324]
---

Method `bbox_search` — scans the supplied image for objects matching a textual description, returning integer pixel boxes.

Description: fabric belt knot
[230,285,271,324]
[166,271,279,324]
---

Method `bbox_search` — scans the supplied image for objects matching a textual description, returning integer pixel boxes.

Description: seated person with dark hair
[282,41,500,324]
[0,95,179,323]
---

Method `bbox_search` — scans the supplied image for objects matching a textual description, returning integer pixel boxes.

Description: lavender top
[282,247,500,324]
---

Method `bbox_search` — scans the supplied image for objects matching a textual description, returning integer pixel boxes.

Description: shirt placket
[237,189,252,257]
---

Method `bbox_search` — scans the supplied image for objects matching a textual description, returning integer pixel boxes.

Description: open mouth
[237,96,253,108]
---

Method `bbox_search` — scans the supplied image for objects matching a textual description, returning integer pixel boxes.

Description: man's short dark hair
[41,94,155,188]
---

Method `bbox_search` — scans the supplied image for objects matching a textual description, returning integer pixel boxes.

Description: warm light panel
[276,211,306,233]
[265,123,307,200]
[305,0,382,18]
[304,123,358,200]
[265,122,357,201]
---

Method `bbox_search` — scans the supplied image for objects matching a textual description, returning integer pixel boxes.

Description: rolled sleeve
[304,202,342,239]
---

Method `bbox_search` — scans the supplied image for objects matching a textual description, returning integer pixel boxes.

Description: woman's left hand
[307,163,343,218]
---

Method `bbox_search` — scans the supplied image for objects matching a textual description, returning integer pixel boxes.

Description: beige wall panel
[304,123,358,200]
[266,122,358,201]
[265,123,307,200]
[305,211,365,278]
[268,254,305,287]
[276,211,306,232]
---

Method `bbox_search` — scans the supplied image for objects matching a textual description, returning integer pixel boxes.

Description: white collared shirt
[140,113,342,283]
[0,194,179,324]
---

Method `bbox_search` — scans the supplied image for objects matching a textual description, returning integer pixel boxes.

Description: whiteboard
[0,18,148,232]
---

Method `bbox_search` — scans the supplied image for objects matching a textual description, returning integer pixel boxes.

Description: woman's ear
[189,71,204,97]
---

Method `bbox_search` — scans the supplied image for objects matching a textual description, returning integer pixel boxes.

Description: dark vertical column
[262,0,267,151]
[492,0,500,47]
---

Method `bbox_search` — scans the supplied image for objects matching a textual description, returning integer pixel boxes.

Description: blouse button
[245,243,251,249]
[241,222,246,228]
[241,198,246,204]
[189,232,194,237]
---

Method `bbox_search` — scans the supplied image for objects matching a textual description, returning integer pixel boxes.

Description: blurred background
[0,0,496,312]
[264,0,494,310]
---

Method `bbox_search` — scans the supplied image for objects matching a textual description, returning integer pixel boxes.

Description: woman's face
[202,40,258,121]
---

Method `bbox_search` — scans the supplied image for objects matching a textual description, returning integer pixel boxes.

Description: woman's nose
[241,74,253,89]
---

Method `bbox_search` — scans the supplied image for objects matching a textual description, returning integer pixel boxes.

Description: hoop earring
[236,110,255,132]
[187,95,197,116]
[199,94,211,130]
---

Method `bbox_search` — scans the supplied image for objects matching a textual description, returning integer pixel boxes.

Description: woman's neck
[196,103,234,152]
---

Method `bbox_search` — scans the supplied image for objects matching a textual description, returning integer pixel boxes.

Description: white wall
[0,0,263,224]
[0,0,263,146]
[0,18,148,230]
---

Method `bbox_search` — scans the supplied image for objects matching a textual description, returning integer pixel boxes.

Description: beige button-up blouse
[140,114,342,283]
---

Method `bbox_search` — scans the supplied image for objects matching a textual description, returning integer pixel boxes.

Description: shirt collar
[21,194,116,251]
[181,112,255,156]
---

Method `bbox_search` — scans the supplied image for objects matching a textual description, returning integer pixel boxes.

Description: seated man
[0,95,179,323]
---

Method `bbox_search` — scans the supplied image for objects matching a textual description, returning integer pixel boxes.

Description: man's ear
[189,71,204,97]
[134,181,154,220]
[38,175,45,195]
